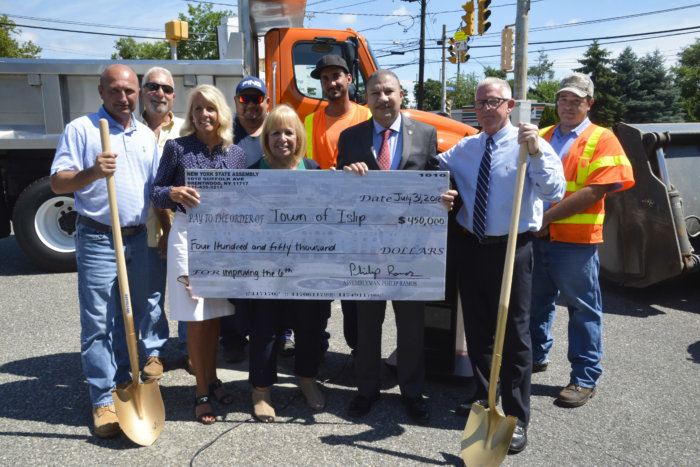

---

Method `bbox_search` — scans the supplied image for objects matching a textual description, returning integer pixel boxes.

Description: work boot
[92,404,120,438]
[555,384,596,407]
[142,356,164,380]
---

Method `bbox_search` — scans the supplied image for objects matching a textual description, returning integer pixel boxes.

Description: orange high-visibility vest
[305,103,371,169]
[539,123,634,244]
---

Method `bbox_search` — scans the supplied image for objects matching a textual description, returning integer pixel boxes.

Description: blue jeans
[530,238,603,388]
[76,224,149,408]
[141,247,169,357]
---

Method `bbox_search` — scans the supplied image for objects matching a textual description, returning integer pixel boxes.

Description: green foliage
[575,41,624,127]
[110,38,169,60]
[421,79,443,110]
[538,106,559,128]
[111,3,233,60]
[528,50,554,87]
[483,66,506,79]
[0,14,42,58]
[401,85,411,109]
[672,38,700,121]
[613,47,684,123]
[421,72,479,111]
[176,3,233,60]
[528,80,559,103]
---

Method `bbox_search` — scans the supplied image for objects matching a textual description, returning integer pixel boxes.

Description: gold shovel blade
[461,403,518,467]
[112,379,165,446]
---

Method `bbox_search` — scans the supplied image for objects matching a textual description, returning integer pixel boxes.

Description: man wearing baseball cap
[529,72,635,407]
[305,55,371,169]
[220,76,272,363]
[233,76,271,168]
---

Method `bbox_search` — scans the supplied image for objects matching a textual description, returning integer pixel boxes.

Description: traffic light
[478,0,491,35]
[460,35,471,63]
[448,38,458,64]
[500,27,514,71]
[461,1,475,36]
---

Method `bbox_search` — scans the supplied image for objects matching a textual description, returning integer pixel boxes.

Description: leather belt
[77,215,144,236]
[462,227,528,245]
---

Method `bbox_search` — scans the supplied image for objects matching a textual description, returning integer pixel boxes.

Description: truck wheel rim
[34,196,76,253]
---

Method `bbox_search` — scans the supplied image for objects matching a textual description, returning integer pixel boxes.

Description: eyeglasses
[237,94,264,105]
[474,98,509,110]
[143,82,174,94]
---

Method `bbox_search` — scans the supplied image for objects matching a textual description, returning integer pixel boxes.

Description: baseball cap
[236,76,267,96]
[557,73,594,98]
[310,55,350,79]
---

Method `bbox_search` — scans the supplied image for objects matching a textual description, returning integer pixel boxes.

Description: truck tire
[12,176,77,272]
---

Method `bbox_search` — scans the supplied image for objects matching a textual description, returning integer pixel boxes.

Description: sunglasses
[237,94,264,104]
[144,82,174,94]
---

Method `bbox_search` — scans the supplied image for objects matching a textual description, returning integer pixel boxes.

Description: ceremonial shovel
[460,143,529,466]
[99,118,165,446]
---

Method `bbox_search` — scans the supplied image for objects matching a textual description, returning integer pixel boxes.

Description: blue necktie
[473,136,494,241]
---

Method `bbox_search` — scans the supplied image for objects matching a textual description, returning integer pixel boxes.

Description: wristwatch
[530,148,543,158]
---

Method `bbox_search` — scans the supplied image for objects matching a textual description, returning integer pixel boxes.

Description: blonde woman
[151,84,246,424]
[247,104,328,422]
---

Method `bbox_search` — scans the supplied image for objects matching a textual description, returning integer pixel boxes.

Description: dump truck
[0,0,472,272]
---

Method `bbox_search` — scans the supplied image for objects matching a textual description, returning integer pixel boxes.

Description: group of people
[50,53,634,456]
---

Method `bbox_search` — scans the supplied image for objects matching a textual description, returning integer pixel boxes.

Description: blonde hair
[261,104,307,165]
[181,84,233,150]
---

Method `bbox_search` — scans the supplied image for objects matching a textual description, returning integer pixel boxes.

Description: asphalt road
[0,234,698,466]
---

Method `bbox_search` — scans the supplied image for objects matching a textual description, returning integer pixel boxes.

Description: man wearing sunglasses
[233,76,271,168]
[438,78,566,454]
[220,76,274,364]
[138,67,186,379]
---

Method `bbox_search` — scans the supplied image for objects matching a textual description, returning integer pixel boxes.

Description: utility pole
[441,24,447,113]
[402,0,426,109]
[513,0,530,100]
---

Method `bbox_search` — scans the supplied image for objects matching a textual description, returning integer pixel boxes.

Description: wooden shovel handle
[487,142,529,409]
[99,118,141,383]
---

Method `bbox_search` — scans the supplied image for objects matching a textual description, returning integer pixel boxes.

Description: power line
[0,22,216,43]
[0,12,162,32]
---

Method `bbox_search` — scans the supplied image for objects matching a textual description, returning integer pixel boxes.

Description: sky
[2,0,699,101]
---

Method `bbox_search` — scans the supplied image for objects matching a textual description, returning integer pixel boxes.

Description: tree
[613,47,645,122]
[629,50,683,122]
[672,38,700,121]
[111,3,233,60]
[401,85,411,109]
[528,50,554,87]
[111,37,169,60]
[0,14,41,58]
[575,41,624,127]
[449,72,480,109]
[421,78,443,111]
[528,80,559,103]
[421,72,479,110]
[176,3,232,60]
[483,66,506,79]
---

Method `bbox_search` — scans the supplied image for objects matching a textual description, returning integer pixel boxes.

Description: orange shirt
[306,103,371,169]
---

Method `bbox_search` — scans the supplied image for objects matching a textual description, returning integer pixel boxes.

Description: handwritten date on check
[185,169,449,301]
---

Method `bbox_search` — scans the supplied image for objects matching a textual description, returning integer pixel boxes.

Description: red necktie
[377,128,392,170]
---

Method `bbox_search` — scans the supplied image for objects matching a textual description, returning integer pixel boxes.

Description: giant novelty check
[185,169,449,301]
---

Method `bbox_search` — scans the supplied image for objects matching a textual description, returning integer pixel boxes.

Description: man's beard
[148,101,170,116]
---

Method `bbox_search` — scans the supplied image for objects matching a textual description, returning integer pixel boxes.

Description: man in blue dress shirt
[438,77,566,454]
[50,64,166,439]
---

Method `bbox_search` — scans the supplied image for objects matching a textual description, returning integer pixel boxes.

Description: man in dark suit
[336,69,452,425]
